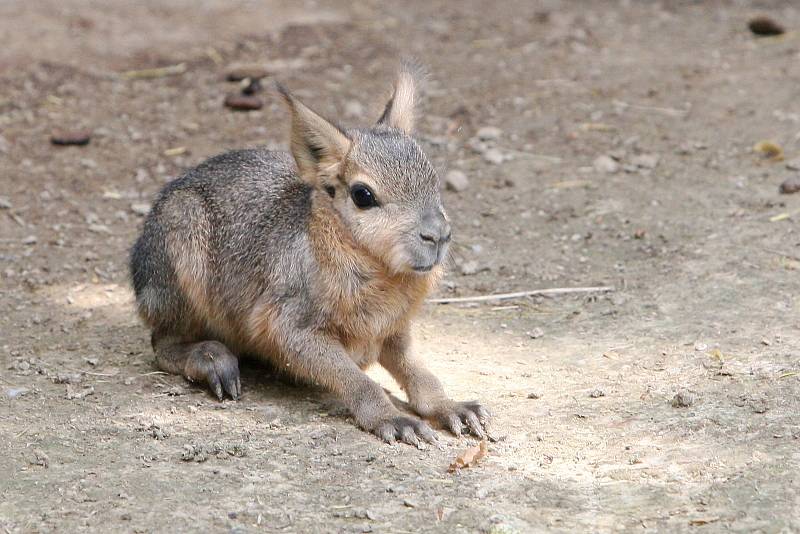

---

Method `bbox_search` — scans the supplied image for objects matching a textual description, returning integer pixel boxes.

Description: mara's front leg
[380,331,490,438]
[266,328,437,447]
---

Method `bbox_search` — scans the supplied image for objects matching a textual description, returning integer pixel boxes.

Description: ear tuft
[277,82,351,183]
[377,58,427,135]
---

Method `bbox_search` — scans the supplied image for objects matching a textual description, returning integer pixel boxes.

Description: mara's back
[130,148,312,341]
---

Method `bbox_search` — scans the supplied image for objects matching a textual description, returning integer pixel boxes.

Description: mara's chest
[324,271,438,365]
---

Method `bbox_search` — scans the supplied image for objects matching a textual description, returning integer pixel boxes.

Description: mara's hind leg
[153,333,241,400]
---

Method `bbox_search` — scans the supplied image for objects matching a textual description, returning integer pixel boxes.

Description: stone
[671,391,694,408]
[226,65,268,82]
[131,202,151,216]
[51,129,92,146]
[476,126,502,141]
[483,148,505,165]
[631,153,659,169]
[445,170,470,192]
[784,158,800,171]
[460,260,480,276]
[224,94,263,111]
[593,155,619,173]
[748,16,784,36]
[779,177,800,195]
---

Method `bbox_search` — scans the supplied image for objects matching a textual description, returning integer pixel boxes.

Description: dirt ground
[2,1,800,532]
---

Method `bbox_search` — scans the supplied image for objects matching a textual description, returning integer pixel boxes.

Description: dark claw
[476,405,492,423]
[465,411,485,439]
[400,426,420,448]
[183,344,241,401]
[372,416,438,448]
[437,400,490,438]
[446,414,464,436]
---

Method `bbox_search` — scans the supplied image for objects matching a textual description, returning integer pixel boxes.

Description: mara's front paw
[371,415,439,448]
[433,401,491,438]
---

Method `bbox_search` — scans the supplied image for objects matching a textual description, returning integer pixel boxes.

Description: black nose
[420,224,451,245]
[420,210,451,245]
[420,231,437,244]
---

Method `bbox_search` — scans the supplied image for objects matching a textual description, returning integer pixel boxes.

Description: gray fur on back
[130,148,313,340]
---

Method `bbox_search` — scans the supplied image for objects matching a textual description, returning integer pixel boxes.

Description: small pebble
[403,499,417,508]
[748,16,785,36]
[467,137,488,154]
[444,170,470,192]
[131,203,151,216]
[779,177,800,195]
[5,387,30,399]
[483,148,505,165]
[88,224,111,234]
[527,328,544,339]
[242,78,263,95]
[589,388,605,398]
[631,153,659,169]
[53,373,82,385]
[460,260,480,276]
[21,235,37,245]
[476,126,502,141]
[31,449,49,468]
[750,398,769,414]
[593,155,619,174]
[526,392,541,399]
[226,66,268,82]
[51,129,92,146]
[671,391,694,408]
[785,158,800,171]
[0,197,11,209]
[224,94,263,111]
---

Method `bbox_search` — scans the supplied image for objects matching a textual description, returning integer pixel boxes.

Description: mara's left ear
[277,83,351,183]
[377,59,426,135]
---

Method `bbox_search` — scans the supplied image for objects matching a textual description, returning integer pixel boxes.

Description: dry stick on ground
[120,63,186,80]
[427,285,615,304]
[764,247,800,262]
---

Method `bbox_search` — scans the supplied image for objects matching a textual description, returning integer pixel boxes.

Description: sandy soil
[2,1,800,532]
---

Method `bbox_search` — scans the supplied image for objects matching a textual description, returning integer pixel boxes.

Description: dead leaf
[770,210,800,222]
[689,516,720,526]
[753,140,784,161]
[163,146,187,157]
[549,179,593,189]
[580,122,615,132]
[448,440,488,472]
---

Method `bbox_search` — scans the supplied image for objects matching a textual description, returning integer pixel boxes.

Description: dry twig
[121,63,187,80]
[428,285,614,304]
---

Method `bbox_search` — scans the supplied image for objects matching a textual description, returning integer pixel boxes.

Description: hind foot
[153,336,241,400]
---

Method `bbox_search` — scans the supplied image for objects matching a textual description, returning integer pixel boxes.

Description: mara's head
[278,61,450,276]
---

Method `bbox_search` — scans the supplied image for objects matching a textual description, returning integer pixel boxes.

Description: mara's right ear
[377,60,426,135]
[277,83,351,183]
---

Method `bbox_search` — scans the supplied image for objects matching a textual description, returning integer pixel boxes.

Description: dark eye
[350,184,378,209]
